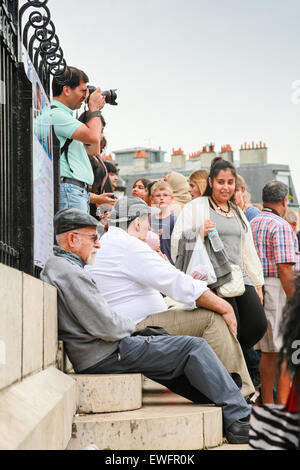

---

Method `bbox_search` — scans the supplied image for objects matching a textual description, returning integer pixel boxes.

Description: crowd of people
[45,65,300,447]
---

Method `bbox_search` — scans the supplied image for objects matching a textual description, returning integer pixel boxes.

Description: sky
[33,0,300,197]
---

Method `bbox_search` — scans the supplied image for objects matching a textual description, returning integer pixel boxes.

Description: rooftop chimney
[219,144,233,163]
[239,141,268,165]
[200,143,216,168]
[134,149,149,171]
[171,147,186,169]
[189,150,201,160]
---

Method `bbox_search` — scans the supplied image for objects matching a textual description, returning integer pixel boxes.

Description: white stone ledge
[0,263,59,389]
[68,403,223,450]
[43,283,58,369]
[71,374,142,414]
[22,274,44,377]
[0,264,22,390]
[0,367,77,450]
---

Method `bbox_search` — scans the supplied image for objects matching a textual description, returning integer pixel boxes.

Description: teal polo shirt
[50,100,94,185]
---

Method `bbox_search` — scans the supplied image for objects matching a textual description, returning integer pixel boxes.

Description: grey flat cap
[54,208,99,235]
[109,196,160,224]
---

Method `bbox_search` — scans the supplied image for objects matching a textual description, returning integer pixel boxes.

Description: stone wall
[0,263,77,450]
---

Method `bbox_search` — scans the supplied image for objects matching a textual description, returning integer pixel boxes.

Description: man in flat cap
[41,207,252,444]
[41,208,134,372]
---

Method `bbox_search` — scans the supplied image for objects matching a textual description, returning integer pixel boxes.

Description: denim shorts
[60,182,90,214]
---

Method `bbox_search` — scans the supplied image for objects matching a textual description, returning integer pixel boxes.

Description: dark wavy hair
[203,156,247,232]
[103,160,119,175]
[133,178,151,190]
[203,157,237,197]
[52,66,89,97]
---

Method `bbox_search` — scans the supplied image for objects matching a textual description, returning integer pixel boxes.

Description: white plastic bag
[186,236,217,285]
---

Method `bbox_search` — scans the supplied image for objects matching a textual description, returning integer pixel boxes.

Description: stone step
[0,367,77,450]
[70,374,142,414]
[142,391,192,406]
[143,376,168,392]
[67,391,223,450]
[210,443,248,450]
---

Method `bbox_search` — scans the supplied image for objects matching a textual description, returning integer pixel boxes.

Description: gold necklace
[211,196,231,217]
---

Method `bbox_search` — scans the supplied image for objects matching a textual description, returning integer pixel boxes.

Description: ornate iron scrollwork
[0,0,18,61]
[0,241,20,259]
[19,0,70,92]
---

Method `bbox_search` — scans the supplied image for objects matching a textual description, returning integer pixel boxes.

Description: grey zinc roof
[118,161,299,209]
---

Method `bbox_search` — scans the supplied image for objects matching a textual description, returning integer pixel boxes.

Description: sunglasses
[72,232,100,243]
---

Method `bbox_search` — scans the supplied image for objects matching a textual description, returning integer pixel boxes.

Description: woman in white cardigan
[171,157,267,353]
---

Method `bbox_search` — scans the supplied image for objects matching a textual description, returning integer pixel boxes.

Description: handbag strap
[230,204,246,269]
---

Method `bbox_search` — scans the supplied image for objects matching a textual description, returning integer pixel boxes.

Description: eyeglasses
[72,232,100,243]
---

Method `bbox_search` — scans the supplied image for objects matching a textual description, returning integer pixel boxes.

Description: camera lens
[87,86,118,106]
[102,89,118,106]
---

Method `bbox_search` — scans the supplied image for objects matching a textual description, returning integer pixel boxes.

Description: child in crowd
[150,181,177,264]
[132,178,151,205]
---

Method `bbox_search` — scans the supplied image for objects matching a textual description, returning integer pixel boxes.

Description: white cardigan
[171,197,264,287]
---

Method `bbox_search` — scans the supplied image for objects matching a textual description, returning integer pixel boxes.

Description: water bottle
[207,228,224,252]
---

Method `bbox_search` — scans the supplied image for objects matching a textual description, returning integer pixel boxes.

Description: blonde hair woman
[189,170,209,199]
[234,175,261,222]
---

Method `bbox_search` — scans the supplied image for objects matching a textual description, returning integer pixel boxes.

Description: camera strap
[95,155,109,194]
[263,207,281,217]
[51,105,74,174]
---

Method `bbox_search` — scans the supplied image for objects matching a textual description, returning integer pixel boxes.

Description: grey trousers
[82,334,251,429]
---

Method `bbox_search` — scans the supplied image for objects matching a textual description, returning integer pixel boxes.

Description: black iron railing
[0,0,20,270]
[0,0,68,275]
[19,0,69,95]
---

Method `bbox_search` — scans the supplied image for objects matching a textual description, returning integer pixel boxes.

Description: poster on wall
[23,47,54,269]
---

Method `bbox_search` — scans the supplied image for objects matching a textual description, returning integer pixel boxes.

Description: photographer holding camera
[51,66,116,213]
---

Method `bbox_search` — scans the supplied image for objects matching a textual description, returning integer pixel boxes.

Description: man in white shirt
[86,196,255,399]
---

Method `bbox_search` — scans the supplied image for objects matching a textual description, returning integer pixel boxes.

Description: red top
[285,376,300,412]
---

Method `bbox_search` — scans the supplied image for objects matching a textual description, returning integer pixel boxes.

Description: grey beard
[85,251,98,266]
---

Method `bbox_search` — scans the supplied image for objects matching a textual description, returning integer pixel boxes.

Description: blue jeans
[60,182,90,214]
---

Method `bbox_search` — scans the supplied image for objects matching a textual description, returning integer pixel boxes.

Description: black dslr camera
[88,85,118,106]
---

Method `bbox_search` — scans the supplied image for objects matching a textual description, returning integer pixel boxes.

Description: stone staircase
[67,375,224,450]
[0,264,245,450]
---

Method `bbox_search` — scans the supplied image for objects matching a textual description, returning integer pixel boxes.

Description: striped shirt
[250,211,296,278]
